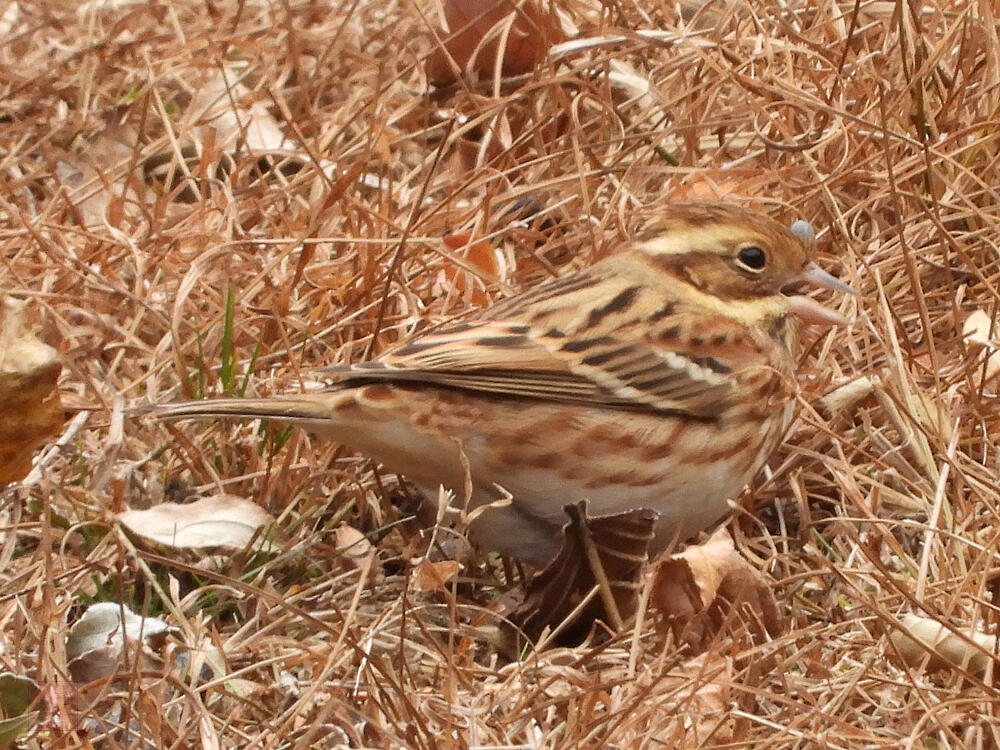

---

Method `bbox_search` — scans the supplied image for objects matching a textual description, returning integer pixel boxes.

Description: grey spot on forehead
[790,220,816,243]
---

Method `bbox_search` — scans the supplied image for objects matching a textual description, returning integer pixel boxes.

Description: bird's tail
[140,393,347,430]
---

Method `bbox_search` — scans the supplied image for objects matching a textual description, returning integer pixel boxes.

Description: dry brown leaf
[410,559,462,592]
[426,0,564,85]
[505,501,656,650]
[963,308,994,346]
[672,177,743,201]
[651,527,782,649]
[0,298,62,485]
[889,613,997,677]
[652,527,740,616]
[118,494,277,551]
[440,232,503,306]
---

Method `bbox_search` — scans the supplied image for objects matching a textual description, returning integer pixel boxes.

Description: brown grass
[4,0,1000,746]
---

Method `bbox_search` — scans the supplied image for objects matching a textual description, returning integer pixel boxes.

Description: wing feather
[321,262,776,418]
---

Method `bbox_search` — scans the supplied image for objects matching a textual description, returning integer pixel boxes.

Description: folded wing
[322,266,769,419]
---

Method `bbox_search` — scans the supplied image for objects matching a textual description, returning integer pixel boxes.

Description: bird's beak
[785,263,857,326]
[798,263,858,297]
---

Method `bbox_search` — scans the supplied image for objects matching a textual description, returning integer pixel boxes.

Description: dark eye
[736,246,767,272]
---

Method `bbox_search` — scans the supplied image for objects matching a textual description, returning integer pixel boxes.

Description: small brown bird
[152,203,854,563]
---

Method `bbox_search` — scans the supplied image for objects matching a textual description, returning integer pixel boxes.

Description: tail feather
[143,395,340,427]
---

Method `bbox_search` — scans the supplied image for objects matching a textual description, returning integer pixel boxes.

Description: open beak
[785,262,858,326]
[799,263,858,297]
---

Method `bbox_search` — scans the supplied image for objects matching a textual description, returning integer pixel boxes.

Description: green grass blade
[220,283,236,394]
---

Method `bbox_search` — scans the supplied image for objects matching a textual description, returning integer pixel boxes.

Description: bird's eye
[736,246,767,272]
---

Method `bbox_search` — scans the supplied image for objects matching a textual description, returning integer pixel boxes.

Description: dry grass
[3,0,1000,746]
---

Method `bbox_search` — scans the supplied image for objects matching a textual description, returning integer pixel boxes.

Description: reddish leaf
[410,559,462,592]
[441,232,501,305]
[426,0,564,85]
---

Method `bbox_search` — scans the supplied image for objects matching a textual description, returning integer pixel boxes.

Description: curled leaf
[651,527,782,649]
[963,309,995,347]
[440,232,502,305]
[66,602,175,684]
[820,376,877,415]
[334,524,376,568]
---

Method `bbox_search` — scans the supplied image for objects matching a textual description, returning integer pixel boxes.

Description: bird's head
[634,202,856,324]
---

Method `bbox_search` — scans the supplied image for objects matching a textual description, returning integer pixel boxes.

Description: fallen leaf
[426,0,564,85]
[442,232,501,276]
[0,297,62,485]
[889,613,997,677]
[188,67,289,153]
[651,527,782,650]
[963,309,994,346]
[118,494,277,550]
[411,559,462,592]
[672,177,742,201]
[66,603,174,661]
[66,602,175,684]
[653,529,736,618]
[505,501,657,650]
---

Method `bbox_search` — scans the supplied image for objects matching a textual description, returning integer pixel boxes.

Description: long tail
[142,394,344,429]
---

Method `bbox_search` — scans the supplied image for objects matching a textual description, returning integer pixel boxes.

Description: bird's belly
[476,441,754,546]
[326,386,785,563]
[463,406,777,557]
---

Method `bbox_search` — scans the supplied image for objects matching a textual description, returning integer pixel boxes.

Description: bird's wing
[324,266,775,418]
